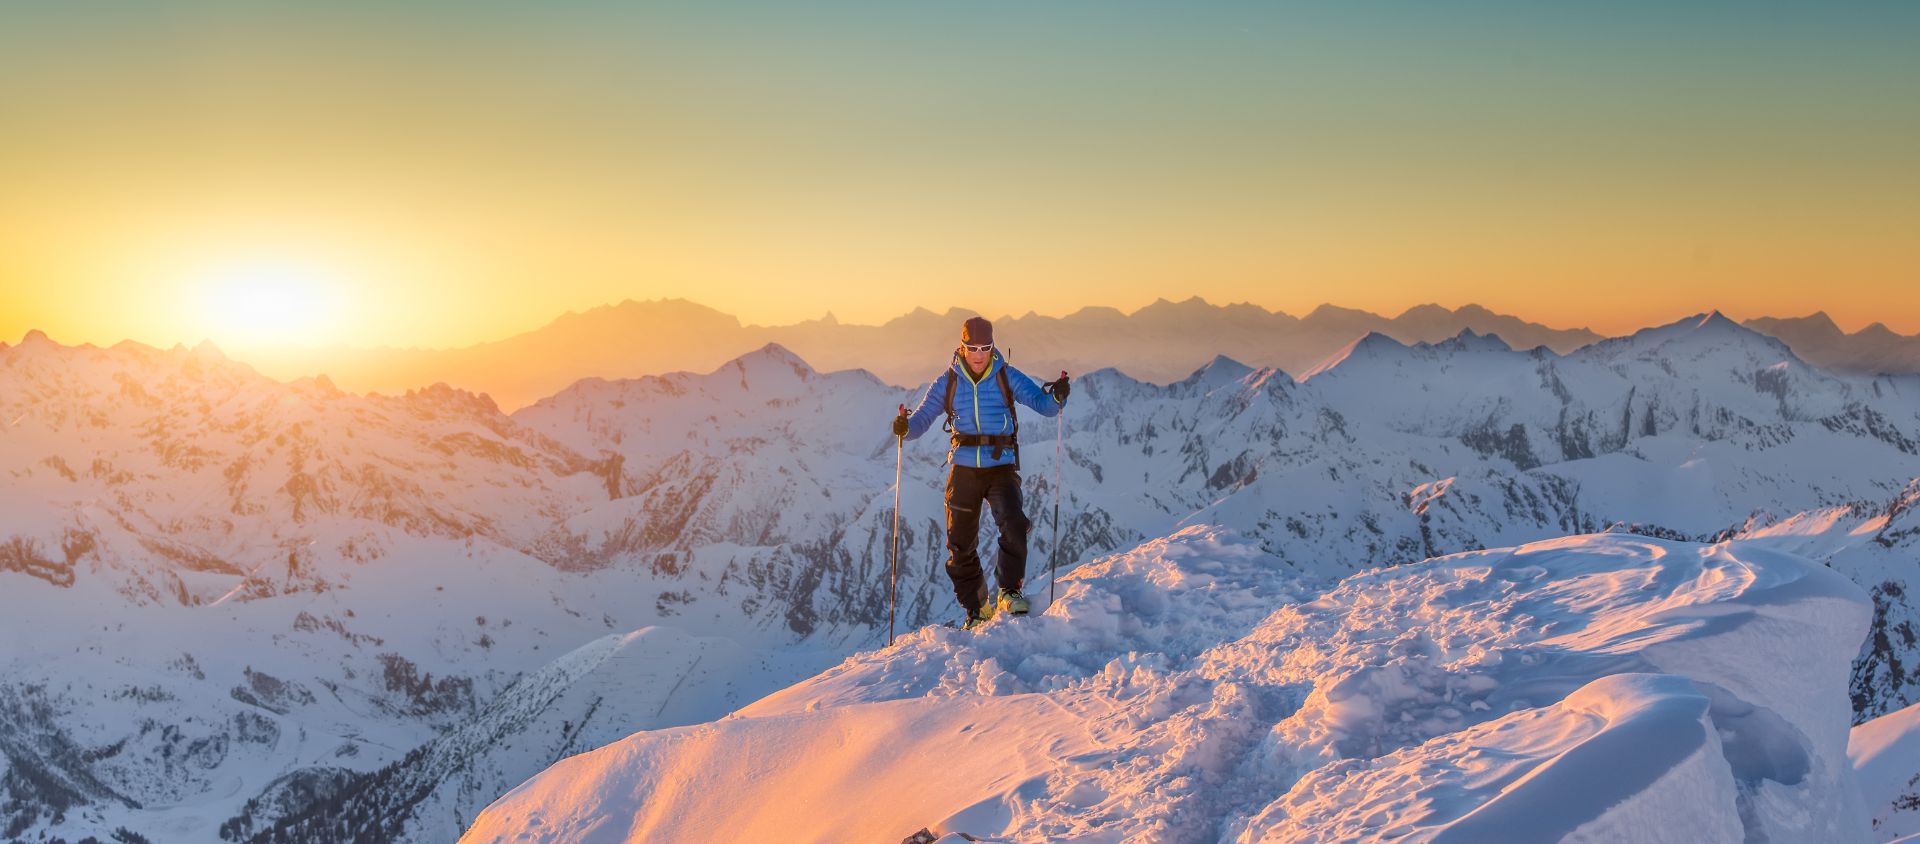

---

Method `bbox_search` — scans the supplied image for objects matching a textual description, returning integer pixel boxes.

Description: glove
[1046,372,1071,402]
[892,407,910,437]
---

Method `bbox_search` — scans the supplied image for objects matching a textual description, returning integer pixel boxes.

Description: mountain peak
[1433,328,1514,354]
[1651,311,1763,339]
[721,342,816,385]
[402,382,503,417]
[745,341,810,364]
[1746,311,1844,339]
[1352,330,1407,352]
[1304,303,1382,325]
[1134,296,1215,317]
[20,328,54,348]
[292,373,346,398]
[1696,310,1740,330]
[1397,303,1454,320]
[1580,310,1800,366]
[548,298,743,336]
[1065,305,1127,321]
[1300,331,1407,380]
[1176,354,1257,389]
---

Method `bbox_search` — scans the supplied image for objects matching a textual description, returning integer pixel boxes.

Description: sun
[197,259,342,348]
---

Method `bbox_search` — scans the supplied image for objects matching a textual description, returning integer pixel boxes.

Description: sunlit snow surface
[1854,700,1920,841]
[465,527,1872,843]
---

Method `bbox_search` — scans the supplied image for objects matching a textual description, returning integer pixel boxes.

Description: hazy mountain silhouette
[1744,312,1920,376]
[248,298,1606,410]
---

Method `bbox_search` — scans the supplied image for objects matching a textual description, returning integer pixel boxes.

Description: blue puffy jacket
[903,351,1064,468]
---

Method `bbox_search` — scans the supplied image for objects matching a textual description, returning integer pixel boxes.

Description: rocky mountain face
[4,311,1920,842]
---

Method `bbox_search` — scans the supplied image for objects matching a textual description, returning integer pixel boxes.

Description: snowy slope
[464,527,1872,843]
[1854,701,1920,841]
[8,309,1920,841]
[0,336,855,842]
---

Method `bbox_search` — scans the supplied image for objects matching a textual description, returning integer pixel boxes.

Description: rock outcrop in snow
[464,527,1872,843]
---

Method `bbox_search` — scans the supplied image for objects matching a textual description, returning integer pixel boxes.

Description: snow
[7,310,1920,840]
[1257,673,1748,843]
[464,527,1873,843]
[1854,701,1920,840]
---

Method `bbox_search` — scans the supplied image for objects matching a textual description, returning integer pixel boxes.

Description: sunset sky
[2,1,1916,352]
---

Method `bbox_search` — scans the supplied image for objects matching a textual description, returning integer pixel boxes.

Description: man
[893,316,1070,629]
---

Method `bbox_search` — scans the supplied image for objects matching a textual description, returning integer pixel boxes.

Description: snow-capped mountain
[0,334,853,843]
[463,527,1872,842]
[6,309,1920,841]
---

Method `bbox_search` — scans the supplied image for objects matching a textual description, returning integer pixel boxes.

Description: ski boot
[960,580,996,630]
[997,588,1030,616]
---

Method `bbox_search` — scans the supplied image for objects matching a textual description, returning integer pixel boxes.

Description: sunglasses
[962,343,994,354]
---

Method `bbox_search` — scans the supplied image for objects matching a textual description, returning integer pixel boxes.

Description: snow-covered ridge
[233,298,1612,411]
[7,310,1920,841]
[464,527,1873,843]
[231,298,1920,413]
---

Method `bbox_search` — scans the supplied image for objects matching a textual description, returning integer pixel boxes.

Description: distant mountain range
[213,298,1920,411]
[1745,311,1920,376]
[8,308,1920,840]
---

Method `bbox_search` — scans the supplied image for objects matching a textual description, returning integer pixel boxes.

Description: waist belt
[951,434,1018,448]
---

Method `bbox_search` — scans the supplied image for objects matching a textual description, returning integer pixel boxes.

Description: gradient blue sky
[2,0,1916,349]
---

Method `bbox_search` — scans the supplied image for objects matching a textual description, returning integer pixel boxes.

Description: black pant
[945,464,1030,615]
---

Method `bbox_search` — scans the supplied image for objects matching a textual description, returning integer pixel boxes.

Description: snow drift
[463,526,1873,843]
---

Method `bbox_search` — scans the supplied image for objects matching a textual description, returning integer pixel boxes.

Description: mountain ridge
[31,301,1920,414]
[8,319,1920,841]
[197,299,1605,410]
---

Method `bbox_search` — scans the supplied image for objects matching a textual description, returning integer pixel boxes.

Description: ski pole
[1050,372,1066,609]
[890,404,905,647]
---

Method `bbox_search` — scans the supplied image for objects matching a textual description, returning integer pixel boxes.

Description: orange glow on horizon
[2,3,1914,350]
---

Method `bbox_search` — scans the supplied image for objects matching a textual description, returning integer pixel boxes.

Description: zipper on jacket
[971,360,986,467]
